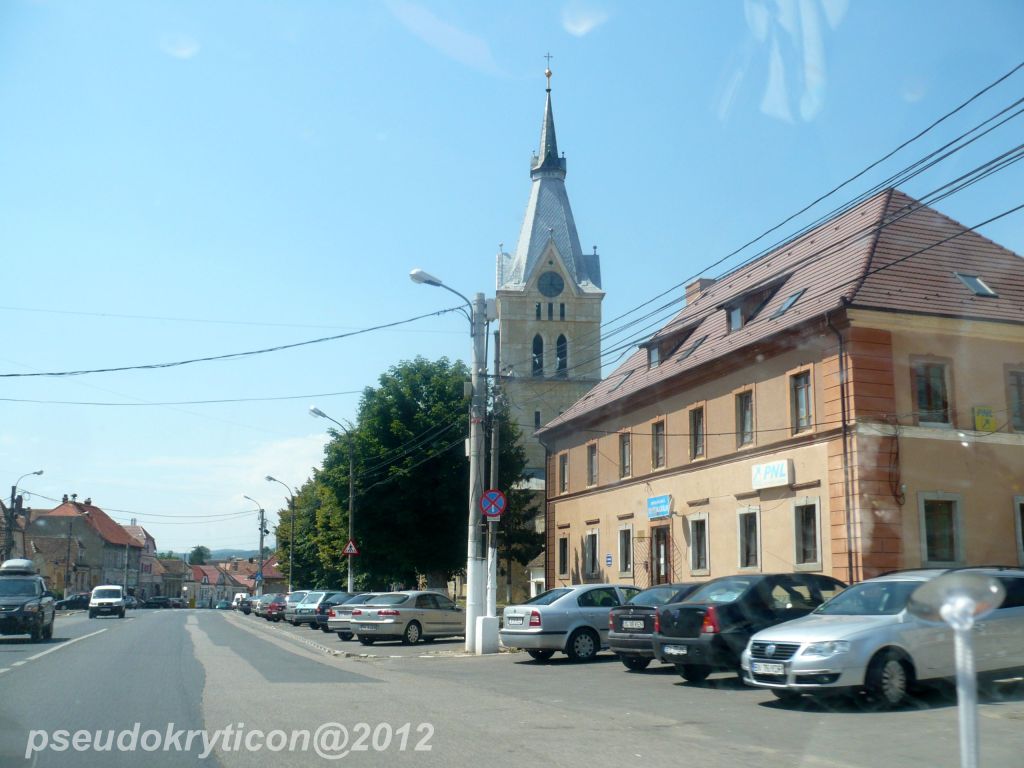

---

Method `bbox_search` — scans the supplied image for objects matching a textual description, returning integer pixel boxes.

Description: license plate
[621,619,645,630]
[664,644,688,656]
[506,616,524,626]
[752,662,785,675]
[358,624,375,631]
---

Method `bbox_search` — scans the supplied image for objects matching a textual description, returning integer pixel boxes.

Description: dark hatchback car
[609,582,702,671]
[144,596,172,609]
[55,593,90,610]
[237,596,252,615]
[314,591,356,632]
[652,573,846,682]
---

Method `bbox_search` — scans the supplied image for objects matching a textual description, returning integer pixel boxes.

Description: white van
[89,585,125,619]
[231,592,248,609]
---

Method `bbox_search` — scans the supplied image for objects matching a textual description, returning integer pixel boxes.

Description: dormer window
[769,288,806,319]
[648,346,661,369]
[644,325,696,369]
[954,272,997,297]
[725,281,783,332]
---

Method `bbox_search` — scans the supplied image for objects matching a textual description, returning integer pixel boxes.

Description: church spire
[532,63,565,180]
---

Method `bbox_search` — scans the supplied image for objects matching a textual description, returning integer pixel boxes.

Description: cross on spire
[544,52,553,91]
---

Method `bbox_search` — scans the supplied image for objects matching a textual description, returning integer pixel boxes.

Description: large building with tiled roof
[538,189,1024,587]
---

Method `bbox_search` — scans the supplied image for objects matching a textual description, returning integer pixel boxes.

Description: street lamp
[243,495,267,596]
[410,267,489,653]
[310,406,357,593]
[265,476,296,593]
[5,470,43,561]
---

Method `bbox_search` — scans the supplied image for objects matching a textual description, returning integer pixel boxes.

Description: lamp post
[243,495,267,596]
[410,268,488,653]
[265,476,296,592]
[5,469,43,560]
[310,406,356,593]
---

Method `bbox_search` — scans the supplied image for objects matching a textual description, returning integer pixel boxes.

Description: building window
[1009,370,1024,431]
[794,499,820,569]
[689,407,705,459]
[548,302,553,320]
[535,302,541,320]
[558,537,569,577]
[532,335,544,377]
[556,334,568,377]
[583,530,599,576]
[534,410,541,430]
[913,361,950,425]
[1015,496,1024,566]
[618,433,631,478]
[648,345,660,369]
[791,371,812,433]
[651,420,666,468]
[919,494,962,565]
[586,443,598,487]
[736,390,754,447]
[738,507,760,569]
[726,283,780,332]
[558,453,569,493]
[689,516,709,573]
[618,527,632,573]
[559,302,565,320]
[954,272,997,297]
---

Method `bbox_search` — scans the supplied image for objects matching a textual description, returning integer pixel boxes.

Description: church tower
[496,66,604,483]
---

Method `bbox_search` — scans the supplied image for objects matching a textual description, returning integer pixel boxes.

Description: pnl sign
[751,460,793,490]
[647,495,672,520]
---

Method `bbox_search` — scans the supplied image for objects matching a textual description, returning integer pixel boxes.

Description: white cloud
[160,35,201,60]
[561,1,610,37]
[385,0,499,74]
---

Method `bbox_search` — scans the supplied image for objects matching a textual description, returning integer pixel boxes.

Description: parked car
[328,593,381,640]
[124,595,140,610]
[88,585,126,619]
[0,558,56,642]
[741,567,1024,708]
[282,590,309,624]
[169,597,186,608]
[608,583,702,671]
[500,584,641,662]
[314,591,356,632]
[350,591,463,645]
[652,573,846,681]
[144,596,172,609]
[55,592,90,610]
[290,590,328,627]
[215,600,232,610]
[265,594,288,622]
[253,593,280,617]
[237,596,252,615]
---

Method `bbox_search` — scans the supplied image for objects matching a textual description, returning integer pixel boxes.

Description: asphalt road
[1,609,1022,767]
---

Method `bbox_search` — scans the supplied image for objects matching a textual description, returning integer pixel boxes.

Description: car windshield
[369,594,410,606]
[300,592,325,604]
[684,577,756,604]
[524,588,573,606]
[0,581,37,597]
[343,594,379,606]
[627,586,682,606]
[93,589,121,599]
[813,581,921,616]
[287,593,307,603]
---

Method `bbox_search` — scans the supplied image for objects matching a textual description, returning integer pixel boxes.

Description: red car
[264,595,287,622]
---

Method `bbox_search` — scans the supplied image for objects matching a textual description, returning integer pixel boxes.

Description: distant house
[28,496,142,590]
[29,535,87,594]
[159,557,188,600]
[190,564,245,607]
[124,522,162,599]
[238,554,286,595]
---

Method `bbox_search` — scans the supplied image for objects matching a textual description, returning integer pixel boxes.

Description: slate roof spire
[498,66,602,292]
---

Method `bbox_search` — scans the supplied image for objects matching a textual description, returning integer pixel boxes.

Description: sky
[1,0,1022,552]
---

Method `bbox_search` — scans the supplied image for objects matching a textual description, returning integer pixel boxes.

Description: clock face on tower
[538,271,565,297]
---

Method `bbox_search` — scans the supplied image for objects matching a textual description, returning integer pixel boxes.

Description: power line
[0,390,363,406]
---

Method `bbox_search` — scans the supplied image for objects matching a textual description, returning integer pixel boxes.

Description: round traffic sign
[480,489,507,518]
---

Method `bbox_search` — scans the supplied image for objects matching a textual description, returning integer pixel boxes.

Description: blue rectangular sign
[647,495,672,520]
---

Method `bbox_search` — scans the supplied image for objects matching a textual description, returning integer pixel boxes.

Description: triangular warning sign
[342,539,359,556]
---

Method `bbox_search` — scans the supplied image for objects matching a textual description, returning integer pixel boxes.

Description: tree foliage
[188,545,210,565]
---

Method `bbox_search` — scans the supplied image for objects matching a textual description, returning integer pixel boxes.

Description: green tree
[189,545,210,565]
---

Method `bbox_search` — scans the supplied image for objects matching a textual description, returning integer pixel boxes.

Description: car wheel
[677,664,712,682]
[88,610,96,619]
[422,636,435,644]
[527,649,555,662]
[402,621,422,645]
[359,638,375,646]
[865,650,913,709]
[338,631,354,641]
[319,625,330,633]
[771,689,802,704]
[119,609,125,619]
[29,620,43,643]
[42,619,54,640]
[565,628,599,662]
[621,656,651,671]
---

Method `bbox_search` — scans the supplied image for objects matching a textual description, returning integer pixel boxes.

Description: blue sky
[1,0,1022,551]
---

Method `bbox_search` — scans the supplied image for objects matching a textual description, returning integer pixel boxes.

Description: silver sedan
[500,584,641,662]
[349,591,464,645]
[327,593,381,640]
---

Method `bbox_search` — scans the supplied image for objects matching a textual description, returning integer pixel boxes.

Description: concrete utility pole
[123,543,129,592]
[257,508,266,596]
[65,519,73,592]
[308,408,357,593]
[486,328,500,617]
[265,476,295,592]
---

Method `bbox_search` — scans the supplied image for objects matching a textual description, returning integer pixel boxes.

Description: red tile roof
[542,189,1024,433]
[35,501,142,548]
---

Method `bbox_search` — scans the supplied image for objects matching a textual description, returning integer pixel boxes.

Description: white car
[89,585,126,619]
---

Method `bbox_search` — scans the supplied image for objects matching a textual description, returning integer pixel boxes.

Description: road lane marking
[24,628,108,662]
[12,661,27,666]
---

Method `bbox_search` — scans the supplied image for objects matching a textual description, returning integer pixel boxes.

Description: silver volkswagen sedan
[741,567,1024,708]
[500,584,641,662]
[349,591,463,645]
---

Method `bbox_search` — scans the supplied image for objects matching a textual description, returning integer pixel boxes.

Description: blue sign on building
[647,495,672,520]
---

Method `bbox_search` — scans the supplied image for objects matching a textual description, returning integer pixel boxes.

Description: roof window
[678,334,707,361]
[769,288,807,319]
[643,325,696,369]
[724,282,782,332]
[954,272,997,297]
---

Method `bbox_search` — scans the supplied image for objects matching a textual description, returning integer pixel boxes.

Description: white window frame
[737,505,761,571]
[558,453,569,494]
[583,529,600,577]
[792,496,822,572]
[687,512,710,576]
[618,524,633,576]
[586,443,598,487]
[917,492,964,566]
[1014,496,1024,567]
